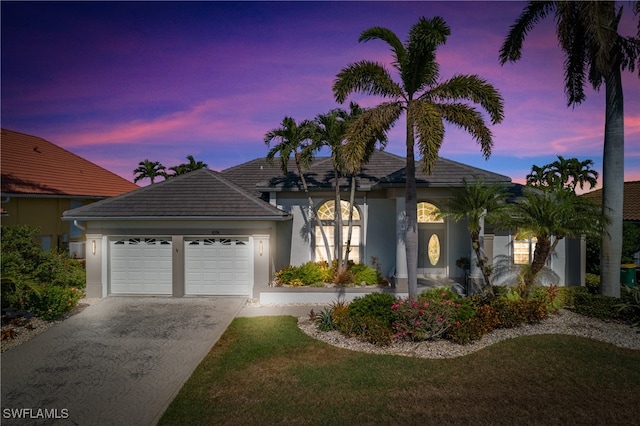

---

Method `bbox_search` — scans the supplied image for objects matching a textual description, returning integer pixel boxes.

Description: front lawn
[159,316,640,425]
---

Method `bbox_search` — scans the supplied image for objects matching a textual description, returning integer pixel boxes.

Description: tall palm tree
[265,117,332,263]
[499,1,640,297]
[440,178,509,294]
[507,187,607,292]
[307,108,349,268]
[133,159,166,184]
[333,16,505,299]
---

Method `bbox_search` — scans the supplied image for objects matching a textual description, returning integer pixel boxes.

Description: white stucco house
[63,151,583,302]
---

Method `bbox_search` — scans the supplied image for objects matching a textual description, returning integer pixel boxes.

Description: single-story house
[1,128,139,256]
[63,151,582,301]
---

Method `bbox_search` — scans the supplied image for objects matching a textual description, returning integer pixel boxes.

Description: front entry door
[418,224,446,278]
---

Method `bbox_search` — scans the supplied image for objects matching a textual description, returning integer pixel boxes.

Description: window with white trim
[315,200,361,263]
[514,237,537,265]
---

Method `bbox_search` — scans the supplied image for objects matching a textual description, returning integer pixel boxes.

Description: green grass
[159,316,640,426]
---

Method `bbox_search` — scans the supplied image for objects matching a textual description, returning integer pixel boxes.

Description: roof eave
[62,215,292,222]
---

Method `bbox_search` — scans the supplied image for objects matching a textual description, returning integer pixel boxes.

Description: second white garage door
[184,237,252,296]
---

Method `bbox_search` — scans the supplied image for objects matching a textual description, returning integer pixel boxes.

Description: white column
[395,197,407,279]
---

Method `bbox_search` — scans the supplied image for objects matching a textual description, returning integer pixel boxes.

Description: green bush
[316,307,336,331]
[572,292,621,320]
[492,298,548,328]
[616,286,640,327]
[297,262,327,285]
[30,285,84,320]
[447,304,500,345]
[349,264,379,286]
[585,274,600,294]
[1,225,86,314]
[347,292,397,328]
[357,316,393,346]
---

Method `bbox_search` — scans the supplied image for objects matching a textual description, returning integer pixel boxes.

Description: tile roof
[63,168,290,220]
[582,181,640,222]
[1,128,138,197]
[221,150,511,194]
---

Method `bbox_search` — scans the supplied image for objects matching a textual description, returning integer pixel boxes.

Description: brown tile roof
[1,128,138,197]
[63,168,290,220]
[582,181,640,222]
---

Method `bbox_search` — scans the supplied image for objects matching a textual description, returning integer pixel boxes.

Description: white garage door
[184,237,251,296]
[110,238,173,295]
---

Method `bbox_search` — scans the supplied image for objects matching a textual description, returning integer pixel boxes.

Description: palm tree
[499,1,640,297]
[527,156,599,193]
[507,187,607,292]
[265,117,332,263]
[133,159,166,184]
[333,16,505,299]
[164,155,208,178]
[307,108,349,268]
[440,178,509,294]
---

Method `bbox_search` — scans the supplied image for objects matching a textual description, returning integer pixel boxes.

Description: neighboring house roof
[582,181,640,222]
[1,128,138,197]
[63,168,290,220]
[221,150,511,194]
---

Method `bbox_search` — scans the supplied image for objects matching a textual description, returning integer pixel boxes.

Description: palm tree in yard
[500,1,640,297]
[440,179,509,294]
[333,17,505,299]
[133,159,166,184]
[507,187,606,293]
[526,156,599,193]
[265,116,332,263]
[164,155,208,178]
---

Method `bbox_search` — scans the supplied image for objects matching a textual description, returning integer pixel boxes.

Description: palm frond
[435,102,493,159]
[499,1,555,64]
[359,26,406,70]
[426,74,505,125]
[342,102,401,174]
[409,100,444,174]
[333,61,403,104]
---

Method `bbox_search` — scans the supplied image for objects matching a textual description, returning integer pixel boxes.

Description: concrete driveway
[1,296,246,425]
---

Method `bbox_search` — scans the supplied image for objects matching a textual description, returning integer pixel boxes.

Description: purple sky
[2,1,639,190]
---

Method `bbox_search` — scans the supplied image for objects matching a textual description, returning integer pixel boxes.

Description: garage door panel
[185,238,251,296]
[110,238,172,295]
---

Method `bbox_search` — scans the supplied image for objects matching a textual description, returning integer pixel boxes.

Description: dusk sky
[2,1,639,190]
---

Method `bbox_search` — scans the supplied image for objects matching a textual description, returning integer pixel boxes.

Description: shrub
[447,304,500,345]
[30,285,84,320]
[297,262,326,285]
[316,307,336,331]
[585,273,600,294]
[616,286,640,327]
[357,316,393,346]
[391,298,455,341]
[275,266,297,285]
[349,264,379,286]
[347,293,397,328]
[491,298,548,328]
[572,292,621,320]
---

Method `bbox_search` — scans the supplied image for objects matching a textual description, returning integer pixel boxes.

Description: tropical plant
[526,156,599,193]
[506,187,607,291]
[165,155,208,178]
[333,16,504,299]
[500,1,640,298]
[440,178,509,293]
[265,117,332,263]
[133,159,166,184]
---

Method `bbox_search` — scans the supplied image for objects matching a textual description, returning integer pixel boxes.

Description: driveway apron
[1,297,246,425]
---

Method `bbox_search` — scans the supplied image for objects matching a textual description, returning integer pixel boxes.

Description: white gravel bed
[1,298,100,353]
[298,309,640,359]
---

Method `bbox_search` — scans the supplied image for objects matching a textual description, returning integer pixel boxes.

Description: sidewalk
[236,303,326,318]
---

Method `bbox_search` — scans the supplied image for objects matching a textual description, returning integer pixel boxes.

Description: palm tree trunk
[344,175,356,265]
[470,231,492,293]
[405,113,419,300]
[295,153,332,264]
[528,236,551,289]
[335,166,343,270]
[600,69,624,298]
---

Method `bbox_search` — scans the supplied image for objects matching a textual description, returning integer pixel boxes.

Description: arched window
[417,202,443,223]
[315,200,361,263]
